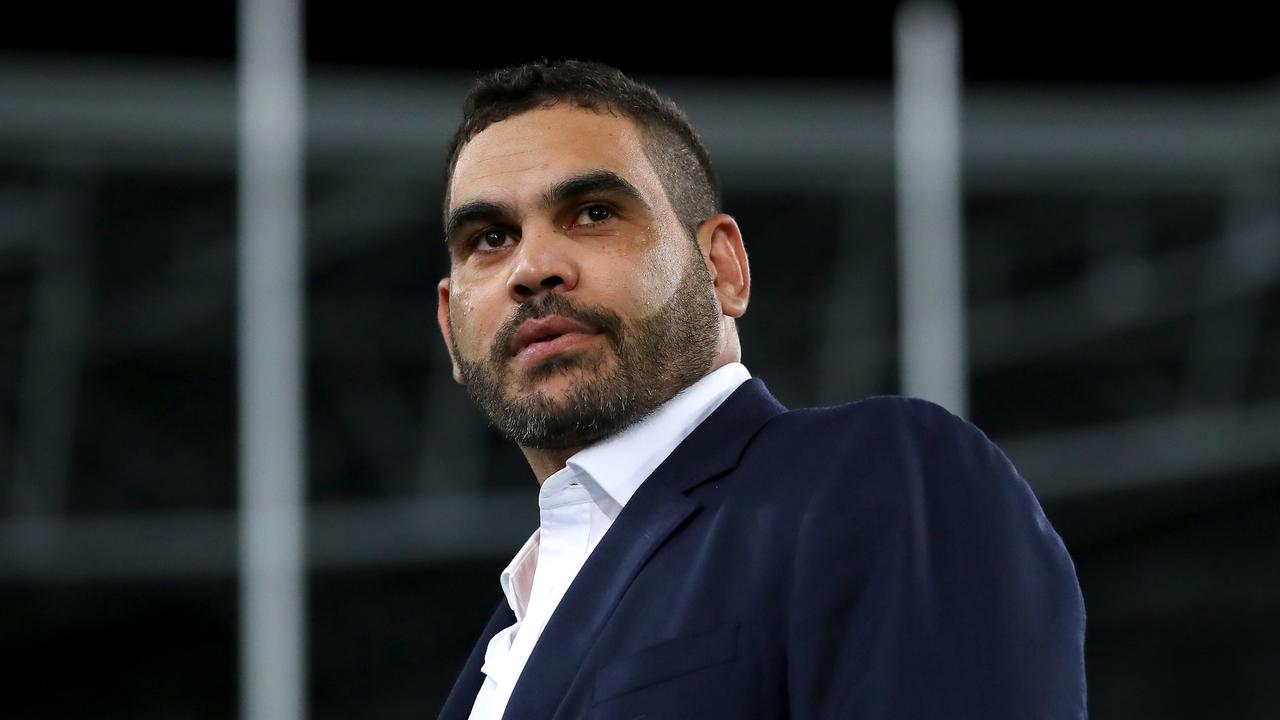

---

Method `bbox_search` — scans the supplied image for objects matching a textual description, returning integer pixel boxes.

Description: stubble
[449,244,722,449]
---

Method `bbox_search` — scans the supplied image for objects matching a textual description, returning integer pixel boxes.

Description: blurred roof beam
[0,60,1277,183]
[2,392,1279,580]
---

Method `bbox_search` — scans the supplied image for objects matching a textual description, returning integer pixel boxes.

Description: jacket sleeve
[786,398,1087,719]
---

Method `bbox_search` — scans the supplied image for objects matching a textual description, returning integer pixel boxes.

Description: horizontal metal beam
[969,208,1280,370]
[1,58,1277,183]
[4,395,1279,579]
[1001,400,1280,500]
[0,493,534,580]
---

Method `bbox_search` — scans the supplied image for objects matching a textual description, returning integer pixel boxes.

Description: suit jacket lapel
[500,378,786,720]
[437,600,516,720]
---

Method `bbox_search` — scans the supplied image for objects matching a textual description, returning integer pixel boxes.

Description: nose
[506,225,579,302]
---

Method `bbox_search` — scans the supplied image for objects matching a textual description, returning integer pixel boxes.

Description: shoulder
[752,393,1005,479]
[747,394,1051,540]
[775,395,1084,636]
[771,393,963,436]
[754,393,967,441]
[773,398,1088,714]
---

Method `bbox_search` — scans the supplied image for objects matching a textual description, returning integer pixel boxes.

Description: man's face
[438,104,723,450]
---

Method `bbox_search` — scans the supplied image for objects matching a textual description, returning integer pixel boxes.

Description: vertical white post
[238,0,306,717]
[895,2,968,417]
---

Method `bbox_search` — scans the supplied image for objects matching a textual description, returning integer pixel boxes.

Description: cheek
[629,240,689,311]
[448,286,496,354]
[598,259,660,317]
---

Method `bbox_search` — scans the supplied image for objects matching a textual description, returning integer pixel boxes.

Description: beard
[448,244,722,450]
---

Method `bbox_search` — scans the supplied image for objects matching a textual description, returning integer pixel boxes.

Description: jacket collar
[498,377,786,720]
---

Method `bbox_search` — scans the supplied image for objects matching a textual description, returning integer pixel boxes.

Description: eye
[473,227,515,252]
[573,203,614,227]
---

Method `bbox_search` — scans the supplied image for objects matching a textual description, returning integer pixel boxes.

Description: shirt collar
[565,362,752,512]
[499,529,540,621]
[496,362,751,620]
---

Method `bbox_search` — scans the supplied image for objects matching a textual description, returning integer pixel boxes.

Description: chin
[519,371,580,401]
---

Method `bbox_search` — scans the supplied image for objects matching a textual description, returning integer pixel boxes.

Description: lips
[511,315,601,358]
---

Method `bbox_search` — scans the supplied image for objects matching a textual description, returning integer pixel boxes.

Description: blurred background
[2,4,1278,719]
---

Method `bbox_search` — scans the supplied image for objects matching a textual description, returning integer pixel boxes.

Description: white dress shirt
[466,362,752,720]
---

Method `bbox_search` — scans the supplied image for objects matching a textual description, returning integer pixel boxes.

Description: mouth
[511,315,603,365]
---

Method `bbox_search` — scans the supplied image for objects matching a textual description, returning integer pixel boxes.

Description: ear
[436,276,464,384]
[697,213,750,318]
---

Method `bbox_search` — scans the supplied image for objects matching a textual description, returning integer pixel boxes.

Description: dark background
[2,4,1278,718]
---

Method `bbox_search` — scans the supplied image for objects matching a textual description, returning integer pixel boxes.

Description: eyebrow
[443,169,651,247]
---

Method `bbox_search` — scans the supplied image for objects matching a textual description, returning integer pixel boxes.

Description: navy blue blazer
[438,379,1087,719]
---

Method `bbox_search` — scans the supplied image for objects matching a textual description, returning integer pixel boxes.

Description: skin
[437,104,752,484]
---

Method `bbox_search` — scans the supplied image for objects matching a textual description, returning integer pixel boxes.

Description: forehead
[448,105,663,211]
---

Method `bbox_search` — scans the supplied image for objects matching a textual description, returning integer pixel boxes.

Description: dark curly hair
[443,59,721,239]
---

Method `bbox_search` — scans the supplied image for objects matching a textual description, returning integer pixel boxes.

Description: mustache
[490,293,624,363]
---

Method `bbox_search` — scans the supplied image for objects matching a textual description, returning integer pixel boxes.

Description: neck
[521,445,585,485]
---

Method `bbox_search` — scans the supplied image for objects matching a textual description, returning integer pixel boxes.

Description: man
[435,60,1086,720]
